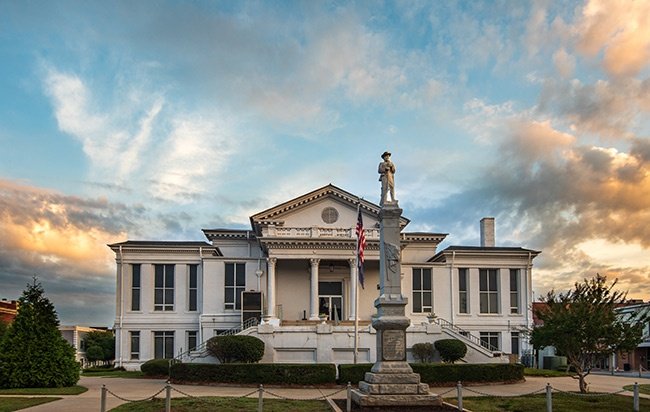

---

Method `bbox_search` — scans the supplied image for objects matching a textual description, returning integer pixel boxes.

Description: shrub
[412,342,435,363]
[434,339,467,363]
[140,359,172,376]
[170,363,336,384]
[338,363,524,385]
[206,335,264,363]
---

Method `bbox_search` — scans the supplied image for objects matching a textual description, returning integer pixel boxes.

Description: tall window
[131,264,141,311]
[130,331,140,360]
[187,331,198,352]
[480,331,500,350]
[510,269,520,314]
[154,264,175,311]
[154,331,174,359]
[188,264,198,312]
[479,268,499,314]
[458,268,469,314]
[225,263,245,310]
[511,331,520,356]
[412,268,432,313]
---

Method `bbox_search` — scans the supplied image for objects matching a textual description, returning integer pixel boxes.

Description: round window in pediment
[321,207,339,224]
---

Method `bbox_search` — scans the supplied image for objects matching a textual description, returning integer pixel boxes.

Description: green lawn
[447,393,650,412]
[0,385,87,395]
[109,397,331,412]
[82,369,145,378]
[0,397,61,412]
[523,368,572,377]
[623,383,650,395]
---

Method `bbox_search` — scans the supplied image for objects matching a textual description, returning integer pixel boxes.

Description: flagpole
[354,199,361,364]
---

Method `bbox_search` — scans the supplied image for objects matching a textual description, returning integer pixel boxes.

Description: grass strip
[109,396,331,412]
[0,397,61,412]
[447,393,650,412]
[523,368,572,377]
[0,385,87,395]
[82,370,145,379]
[623,383,650,395]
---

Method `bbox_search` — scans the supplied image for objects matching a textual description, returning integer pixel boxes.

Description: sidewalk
[9,373,650,411]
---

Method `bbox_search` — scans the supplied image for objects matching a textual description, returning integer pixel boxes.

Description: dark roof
[108,240,213,248]
[429,245,541,262]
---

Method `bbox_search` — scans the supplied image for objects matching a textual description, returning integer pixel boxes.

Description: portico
[263,247,378,324]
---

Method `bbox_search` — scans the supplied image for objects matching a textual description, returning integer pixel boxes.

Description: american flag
[356,208,366,289]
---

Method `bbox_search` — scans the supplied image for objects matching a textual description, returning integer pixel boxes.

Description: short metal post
[100,384,107,412]
[546,383,552,412]
[634,382,639,412]
[165,384,171,412]
[258,384,263,412]
[456,381,463,411]
[346,382,352,412]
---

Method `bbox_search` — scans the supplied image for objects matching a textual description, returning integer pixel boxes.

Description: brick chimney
[480,217,495,247]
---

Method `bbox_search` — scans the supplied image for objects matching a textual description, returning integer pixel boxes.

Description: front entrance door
[319,281,343,321]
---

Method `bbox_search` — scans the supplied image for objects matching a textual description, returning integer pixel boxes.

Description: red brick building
[0,299,18,324]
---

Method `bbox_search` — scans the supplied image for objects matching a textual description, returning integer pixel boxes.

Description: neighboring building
[0,299,18,324]
[110,184,540,370]
[613,302,650,372]
[59,325,110,368]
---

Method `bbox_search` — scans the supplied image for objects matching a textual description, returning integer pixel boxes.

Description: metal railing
[435,317,500,353]
[175,317,260,362]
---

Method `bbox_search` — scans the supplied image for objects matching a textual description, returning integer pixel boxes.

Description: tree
[82,330,115,366]
[531,274,649,393]
[0,320,8,343]
[0,279,80,388]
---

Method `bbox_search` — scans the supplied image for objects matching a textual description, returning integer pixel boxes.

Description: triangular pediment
[249,184,409,234]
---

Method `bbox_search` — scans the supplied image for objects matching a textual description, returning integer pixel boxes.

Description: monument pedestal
[351,295,441,408]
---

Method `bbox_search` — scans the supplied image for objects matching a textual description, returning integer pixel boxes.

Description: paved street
[3,373,648,411]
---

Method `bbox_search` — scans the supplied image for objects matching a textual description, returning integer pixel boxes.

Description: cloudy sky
[1,0,649,327]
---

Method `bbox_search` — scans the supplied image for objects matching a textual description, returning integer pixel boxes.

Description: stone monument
[352,152,442,408]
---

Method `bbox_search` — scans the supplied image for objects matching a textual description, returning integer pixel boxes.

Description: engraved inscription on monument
[382,330,406,361]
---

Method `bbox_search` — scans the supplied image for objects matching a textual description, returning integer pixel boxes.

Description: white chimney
[480,217,495,247]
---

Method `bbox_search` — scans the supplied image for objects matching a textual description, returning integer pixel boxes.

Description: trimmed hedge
[411,363,524,384]
[412,342,436,363]
[141,359,172,376]
[338,363,373,384]
[434,339,467,363]
[206,335,265,363]
[170,363,336,385]
[338,363,524,385]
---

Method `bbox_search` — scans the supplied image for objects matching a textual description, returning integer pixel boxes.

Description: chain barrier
[170,385,259,400]
[437,387,456,397]
[105,386,166,403]
[462,386,499,397]
[263,385,347,401]
[553,387,627,397]
[458,385,624,398]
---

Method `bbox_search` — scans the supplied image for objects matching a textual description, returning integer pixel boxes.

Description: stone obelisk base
[351,295,441,408]
[351,374,441,408]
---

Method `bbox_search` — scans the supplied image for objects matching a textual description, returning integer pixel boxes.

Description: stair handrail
[435,317,500,352]
[174,317,260,362]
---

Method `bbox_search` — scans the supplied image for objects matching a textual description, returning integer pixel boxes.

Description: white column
[266,257,277,318]
[309,258,320,320]
[348,258,357,320]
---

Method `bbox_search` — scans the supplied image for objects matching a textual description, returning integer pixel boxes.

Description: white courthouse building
[110,184,539,370]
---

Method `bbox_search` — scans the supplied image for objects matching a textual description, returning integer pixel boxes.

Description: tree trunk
[578,373,588,393]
